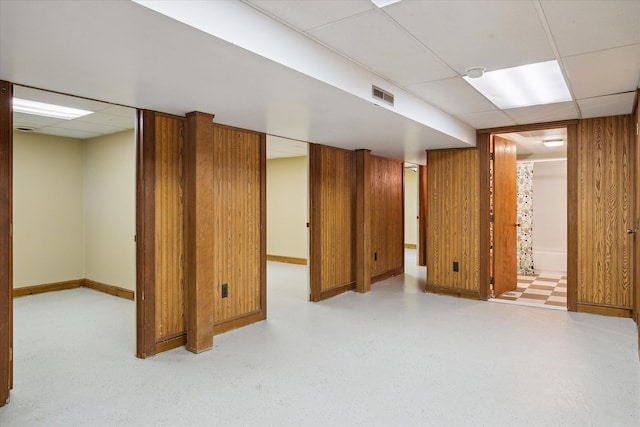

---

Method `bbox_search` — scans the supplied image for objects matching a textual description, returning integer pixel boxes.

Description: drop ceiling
[1,0,638,164]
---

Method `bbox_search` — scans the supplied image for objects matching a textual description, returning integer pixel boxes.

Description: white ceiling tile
[50,119,127,134]
[36,127,100,140]
[385,0,554,74]
[578,92,636,119]
[455,110,516,130]
[81,112,135,129]
[13,112,62,127]
[309,10,455,85]
[541,0,640,57]
[407,77,496,115]
[246,0,375,31]
[505,101,579,125]
[563,44,640,99]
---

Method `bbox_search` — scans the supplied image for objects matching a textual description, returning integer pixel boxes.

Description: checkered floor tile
[490,274,567,311]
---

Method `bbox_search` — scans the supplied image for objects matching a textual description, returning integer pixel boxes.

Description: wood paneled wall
[576,115,634,316]
[426,148,481,298]
[0,80,13,405]
[211,124,266,332]
[309,144,356,301]
[370,155,404,281]
[137,110,187,358]
[635,92,640,329]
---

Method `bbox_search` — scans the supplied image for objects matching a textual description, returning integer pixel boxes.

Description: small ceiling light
[371,0,403,8]
[13,98,93,120]
[542,139,564,147]
[465,66,486,79]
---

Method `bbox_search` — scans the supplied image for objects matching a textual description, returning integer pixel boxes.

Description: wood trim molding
[0,80,13,406]
[308,143,322,302]
[213,310,266,336]
[355,149,371,293]
[477,134,491,300]
[266,255,307,265]
[576,303,632,318]
[424,284,482,300]
[155,334,187,354]
[418,164,427,266]
[13,279,134,301]
[13,280,83,297]
[371,267,403,284]
[318,282,356,301]
[260,132,268,321]
[566,123,578,312]
[477,120,579,135]
[83,279,135,301]
[136,109,157,359]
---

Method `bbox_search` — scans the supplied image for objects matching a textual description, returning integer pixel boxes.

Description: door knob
[627,228,638,234]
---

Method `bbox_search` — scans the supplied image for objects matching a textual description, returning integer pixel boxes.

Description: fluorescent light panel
[463,60,572,109]
[371,0,403,8]
[13,98,93,120]
[543,139,564,147]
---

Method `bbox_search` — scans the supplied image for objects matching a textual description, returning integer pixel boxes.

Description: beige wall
[85,130,136,290]
[13,132,86,287]
[13,130,136,290]
[404,167,418,246]
[267,156,307,260]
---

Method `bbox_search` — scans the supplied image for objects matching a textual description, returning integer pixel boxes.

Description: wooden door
[493,136,517,297]
[0,80,12,406]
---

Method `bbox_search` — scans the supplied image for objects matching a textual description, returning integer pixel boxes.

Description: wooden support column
[184,111,215,353]
[355,149,371,293]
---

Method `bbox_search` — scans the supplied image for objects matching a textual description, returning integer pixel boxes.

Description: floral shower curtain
[516,162,534,275]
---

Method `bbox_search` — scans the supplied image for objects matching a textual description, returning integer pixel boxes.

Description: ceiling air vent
[372,85,394,106]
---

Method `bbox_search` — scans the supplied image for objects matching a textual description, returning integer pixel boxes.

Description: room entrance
[489,127,569,310]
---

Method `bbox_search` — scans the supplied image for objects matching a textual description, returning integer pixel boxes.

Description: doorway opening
[265,135,310,305]
[12,85,137,351]
[489,128,568,311]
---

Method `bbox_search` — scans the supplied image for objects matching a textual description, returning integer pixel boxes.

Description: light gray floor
[1,251,639,426]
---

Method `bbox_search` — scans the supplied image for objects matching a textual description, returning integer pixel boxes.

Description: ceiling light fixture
[13,98,93,120]
[542,139,564,147]
[463,60,572,109]
[465,66,485,79]
[371,0,403,8]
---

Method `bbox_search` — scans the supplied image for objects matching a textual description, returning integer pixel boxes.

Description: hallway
[1,254,638,426]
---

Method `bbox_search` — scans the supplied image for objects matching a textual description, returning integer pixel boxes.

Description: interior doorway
[489,128,568,310]
[265,135,310,303]
[11,85,137,349]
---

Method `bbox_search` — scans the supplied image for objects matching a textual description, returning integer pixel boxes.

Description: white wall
[13,132,86,287]
[404,167,418,246]
[84,130,136,290]
[266,156,307,260]
[13,130,136,290]
[532,160,567,274]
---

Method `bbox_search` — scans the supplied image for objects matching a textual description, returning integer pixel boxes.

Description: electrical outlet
[221,283,228,298]
[453,261,459,272]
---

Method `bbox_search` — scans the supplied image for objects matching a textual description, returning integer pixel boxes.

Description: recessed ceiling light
[371,0,403,8]
[13,98,93,120]
[463,60,572,109]
[542,139,564,147]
